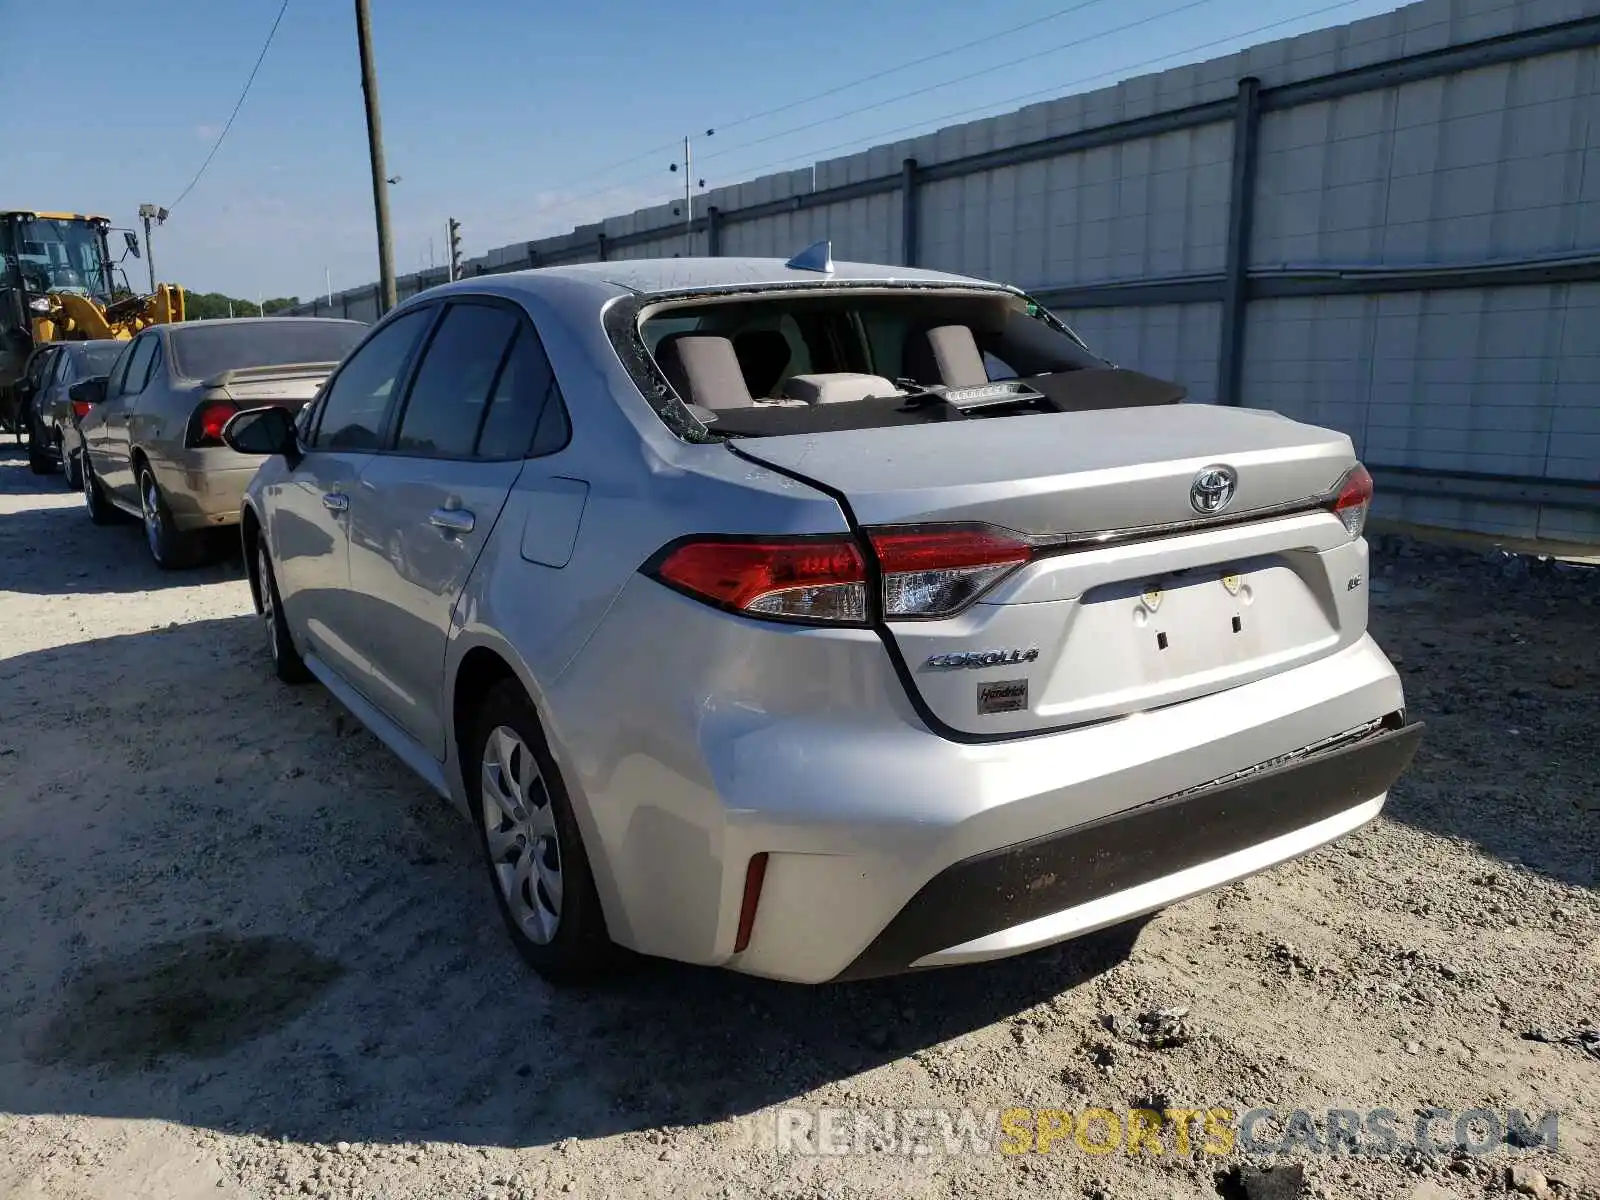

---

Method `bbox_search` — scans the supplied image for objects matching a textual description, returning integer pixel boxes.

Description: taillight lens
[652,536,868,623]
[648,523,1034,625]
[1331,463,1374,539]
[189,399,239,447]
[868,524,1033,618]
[71,400,92,420]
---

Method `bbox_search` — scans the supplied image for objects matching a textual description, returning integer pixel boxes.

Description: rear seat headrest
[903,324,989,388]
[654,334,756,410]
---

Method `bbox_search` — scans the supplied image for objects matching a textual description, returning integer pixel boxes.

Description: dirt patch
[31,933,342,1072]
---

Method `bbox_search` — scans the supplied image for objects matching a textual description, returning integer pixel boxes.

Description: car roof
[169,316,366,328]
[441,256,1009,304]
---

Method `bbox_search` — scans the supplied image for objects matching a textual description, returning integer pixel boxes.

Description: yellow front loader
[0,210,186,436]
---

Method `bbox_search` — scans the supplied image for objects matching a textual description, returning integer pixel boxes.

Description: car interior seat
[654,333,758,410]
[901,325,991,388]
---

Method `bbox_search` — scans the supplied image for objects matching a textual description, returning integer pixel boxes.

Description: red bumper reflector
[734,852,769,954]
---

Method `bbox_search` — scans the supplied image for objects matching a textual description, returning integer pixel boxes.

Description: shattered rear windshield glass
[604,286,1186,442]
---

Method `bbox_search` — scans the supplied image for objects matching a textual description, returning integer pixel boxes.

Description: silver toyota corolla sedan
[227,248,1421,985]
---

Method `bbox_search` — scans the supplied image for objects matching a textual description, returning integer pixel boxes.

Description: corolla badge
[924,648,1040,670]
[1190,464,1238,515]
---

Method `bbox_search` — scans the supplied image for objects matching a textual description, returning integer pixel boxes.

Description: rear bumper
[835,719,1420,979]
[156,452,260,530]
[554,580,1413,983]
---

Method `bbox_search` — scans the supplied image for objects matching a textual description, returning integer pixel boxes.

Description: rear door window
[476,326,567,459]
[104,344,135,396]
[117,336,157,397]
[392,302,519,458]
[311,308,433,451]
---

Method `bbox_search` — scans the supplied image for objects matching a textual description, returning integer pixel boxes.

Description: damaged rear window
[603,285,1184,441]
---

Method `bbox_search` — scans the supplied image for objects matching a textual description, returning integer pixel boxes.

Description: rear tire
[470,681,613,984]
[138,467,205,569]
[256,541,311,684]
[82,455,116,526]
[27,419,53,475]
[61,442,83,491]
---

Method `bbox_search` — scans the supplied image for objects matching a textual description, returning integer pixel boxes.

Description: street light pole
[137,203,167,295]
[354,0,397,315]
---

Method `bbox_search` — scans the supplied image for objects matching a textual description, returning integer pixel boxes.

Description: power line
[715,0,1115,135]
[699,0,1218,166]
[721,0,1370,190]
[485,0,1366,256]
[507,0,1120,232]
[168,0,291,212]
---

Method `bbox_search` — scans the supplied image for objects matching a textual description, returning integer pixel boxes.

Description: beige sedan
[76,317,366,567]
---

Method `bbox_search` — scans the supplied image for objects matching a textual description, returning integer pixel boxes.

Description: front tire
[470,681,613,984]
[256,541,311,684]
[138,467,205,569]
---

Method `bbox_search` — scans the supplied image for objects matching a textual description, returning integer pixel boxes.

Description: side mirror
[69,377,108,406]
[124,231,141,259]
[222,405,299,459]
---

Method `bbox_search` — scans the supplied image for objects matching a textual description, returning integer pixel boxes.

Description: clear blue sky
[3,0,1404,301]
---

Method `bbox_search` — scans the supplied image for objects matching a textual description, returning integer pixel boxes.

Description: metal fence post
[901,157,920,267]
[596,232,608,262]
[1216,76,1261,406]
[707,206,722,256]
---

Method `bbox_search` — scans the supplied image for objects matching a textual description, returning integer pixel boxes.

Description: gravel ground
[1,443,1596,1200]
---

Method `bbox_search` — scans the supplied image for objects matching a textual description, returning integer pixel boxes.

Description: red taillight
[1330,463,1374,539]
[868,524,1034,618]
[190,400,239,447]
[71,400,92,420]
[652,536,868,623]
[648,523,1034,624]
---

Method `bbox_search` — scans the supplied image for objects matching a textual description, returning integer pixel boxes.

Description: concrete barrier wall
[292,0,1600,549]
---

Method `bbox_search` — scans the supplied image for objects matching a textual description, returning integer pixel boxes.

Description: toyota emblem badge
[1190,464,1238,515]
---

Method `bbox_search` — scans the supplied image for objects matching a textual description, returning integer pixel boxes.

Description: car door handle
[321,491,349,513]
[428,508,476,535]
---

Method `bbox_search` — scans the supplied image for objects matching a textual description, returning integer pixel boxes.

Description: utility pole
[137,203,167,294]
[354,0,397,314]
[325,266,333,304]
[669,130,713,256]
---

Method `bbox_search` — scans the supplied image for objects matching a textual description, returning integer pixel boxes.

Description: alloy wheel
[480,726,563,944]
[258,544,280,663]
[140,474,164,560]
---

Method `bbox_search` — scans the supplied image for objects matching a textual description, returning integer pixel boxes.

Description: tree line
[183,292,301,320]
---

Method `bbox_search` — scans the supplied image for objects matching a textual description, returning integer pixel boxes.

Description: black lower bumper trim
[833,718,1423,981]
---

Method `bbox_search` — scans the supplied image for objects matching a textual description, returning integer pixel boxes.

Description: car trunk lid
[203,361,338,408]
[731,405,1370,737]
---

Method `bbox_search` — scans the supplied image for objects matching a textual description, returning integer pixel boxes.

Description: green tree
[181,292,301,320]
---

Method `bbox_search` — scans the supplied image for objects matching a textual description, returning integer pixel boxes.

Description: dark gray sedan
[23,339,125,486]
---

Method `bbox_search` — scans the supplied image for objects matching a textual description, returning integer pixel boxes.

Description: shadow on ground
[0,616,1143,1151]
[0,451,244,595]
